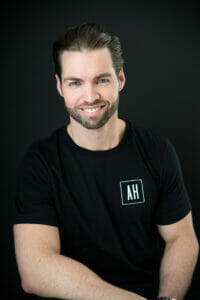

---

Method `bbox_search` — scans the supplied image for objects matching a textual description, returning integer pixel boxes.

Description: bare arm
[157,212,199,300]
[13,224,146,300]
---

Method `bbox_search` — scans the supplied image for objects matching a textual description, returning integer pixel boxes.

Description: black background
[1,0,200,299]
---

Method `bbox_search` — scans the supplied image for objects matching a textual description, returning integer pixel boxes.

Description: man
[13,23,199,300]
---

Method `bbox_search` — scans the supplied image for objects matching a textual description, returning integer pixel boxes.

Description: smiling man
[13,23,199,300]
[56,46,125,150]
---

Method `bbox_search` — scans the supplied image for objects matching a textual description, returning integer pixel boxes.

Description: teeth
[84,107,100,113]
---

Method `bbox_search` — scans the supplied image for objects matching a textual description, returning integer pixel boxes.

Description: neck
[67,115,126,151]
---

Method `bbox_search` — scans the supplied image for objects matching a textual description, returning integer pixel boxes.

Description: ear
[55,74,64,97]
[118,68,126,92]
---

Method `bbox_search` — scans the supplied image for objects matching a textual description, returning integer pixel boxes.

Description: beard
[65,96,119,130]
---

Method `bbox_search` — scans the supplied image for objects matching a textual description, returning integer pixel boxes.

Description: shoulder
[19,126,65,169]
[128,121,176,184]
[131,121,170,155]
[27,126,63,154]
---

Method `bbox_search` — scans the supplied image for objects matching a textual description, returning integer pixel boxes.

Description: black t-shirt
[13,119,191,298]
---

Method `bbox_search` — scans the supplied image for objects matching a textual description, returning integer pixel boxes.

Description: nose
[83,83,100,103]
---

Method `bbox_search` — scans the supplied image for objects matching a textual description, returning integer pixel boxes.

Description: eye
[98,78,109,84]
[69,81,80,87]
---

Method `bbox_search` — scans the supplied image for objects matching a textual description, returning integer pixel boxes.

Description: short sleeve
[12,143,58,226]
[156,139,192,225]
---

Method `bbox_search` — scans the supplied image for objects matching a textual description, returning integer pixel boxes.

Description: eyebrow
[63,72,112,82]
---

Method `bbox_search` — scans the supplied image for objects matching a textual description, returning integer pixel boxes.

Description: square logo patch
[120,179,145,205]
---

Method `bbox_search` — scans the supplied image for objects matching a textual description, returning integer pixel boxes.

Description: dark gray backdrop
[1,1,199,299]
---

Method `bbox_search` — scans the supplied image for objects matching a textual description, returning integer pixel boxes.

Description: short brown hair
[52,23,124,80]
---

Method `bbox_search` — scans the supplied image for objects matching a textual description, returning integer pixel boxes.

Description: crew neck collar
[62,119,132,156]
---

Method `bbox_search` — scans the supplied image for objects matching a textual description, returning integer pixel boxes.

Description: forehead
[60,48,115,78]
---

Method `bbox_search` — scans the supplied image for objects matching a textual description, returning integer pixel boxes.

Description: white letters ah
[127,184,140,201]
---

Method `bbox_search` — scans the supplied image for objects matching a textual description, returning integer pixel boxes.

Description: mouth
[79,105,106,115]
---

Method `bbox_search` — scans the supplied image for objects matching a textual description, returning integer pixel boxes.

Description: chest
[52,151,159,232]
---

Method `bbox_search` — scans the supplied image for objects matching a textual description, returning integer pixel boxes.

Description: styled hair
[52,23,124,80]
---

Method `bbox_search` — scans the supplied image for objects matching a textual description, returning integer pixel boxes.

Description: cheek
[101,86,118,100]
[62,90,80,107]
[107,89,119,101]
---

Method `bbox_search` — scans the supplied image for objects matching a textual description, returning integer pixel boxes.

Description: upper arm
[157,212,197,243]
[155,139,192,226]
[13,223,60,281]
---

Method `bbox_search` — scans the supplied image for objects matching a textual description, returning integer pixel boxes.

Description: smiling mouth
[80,105,106,113]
